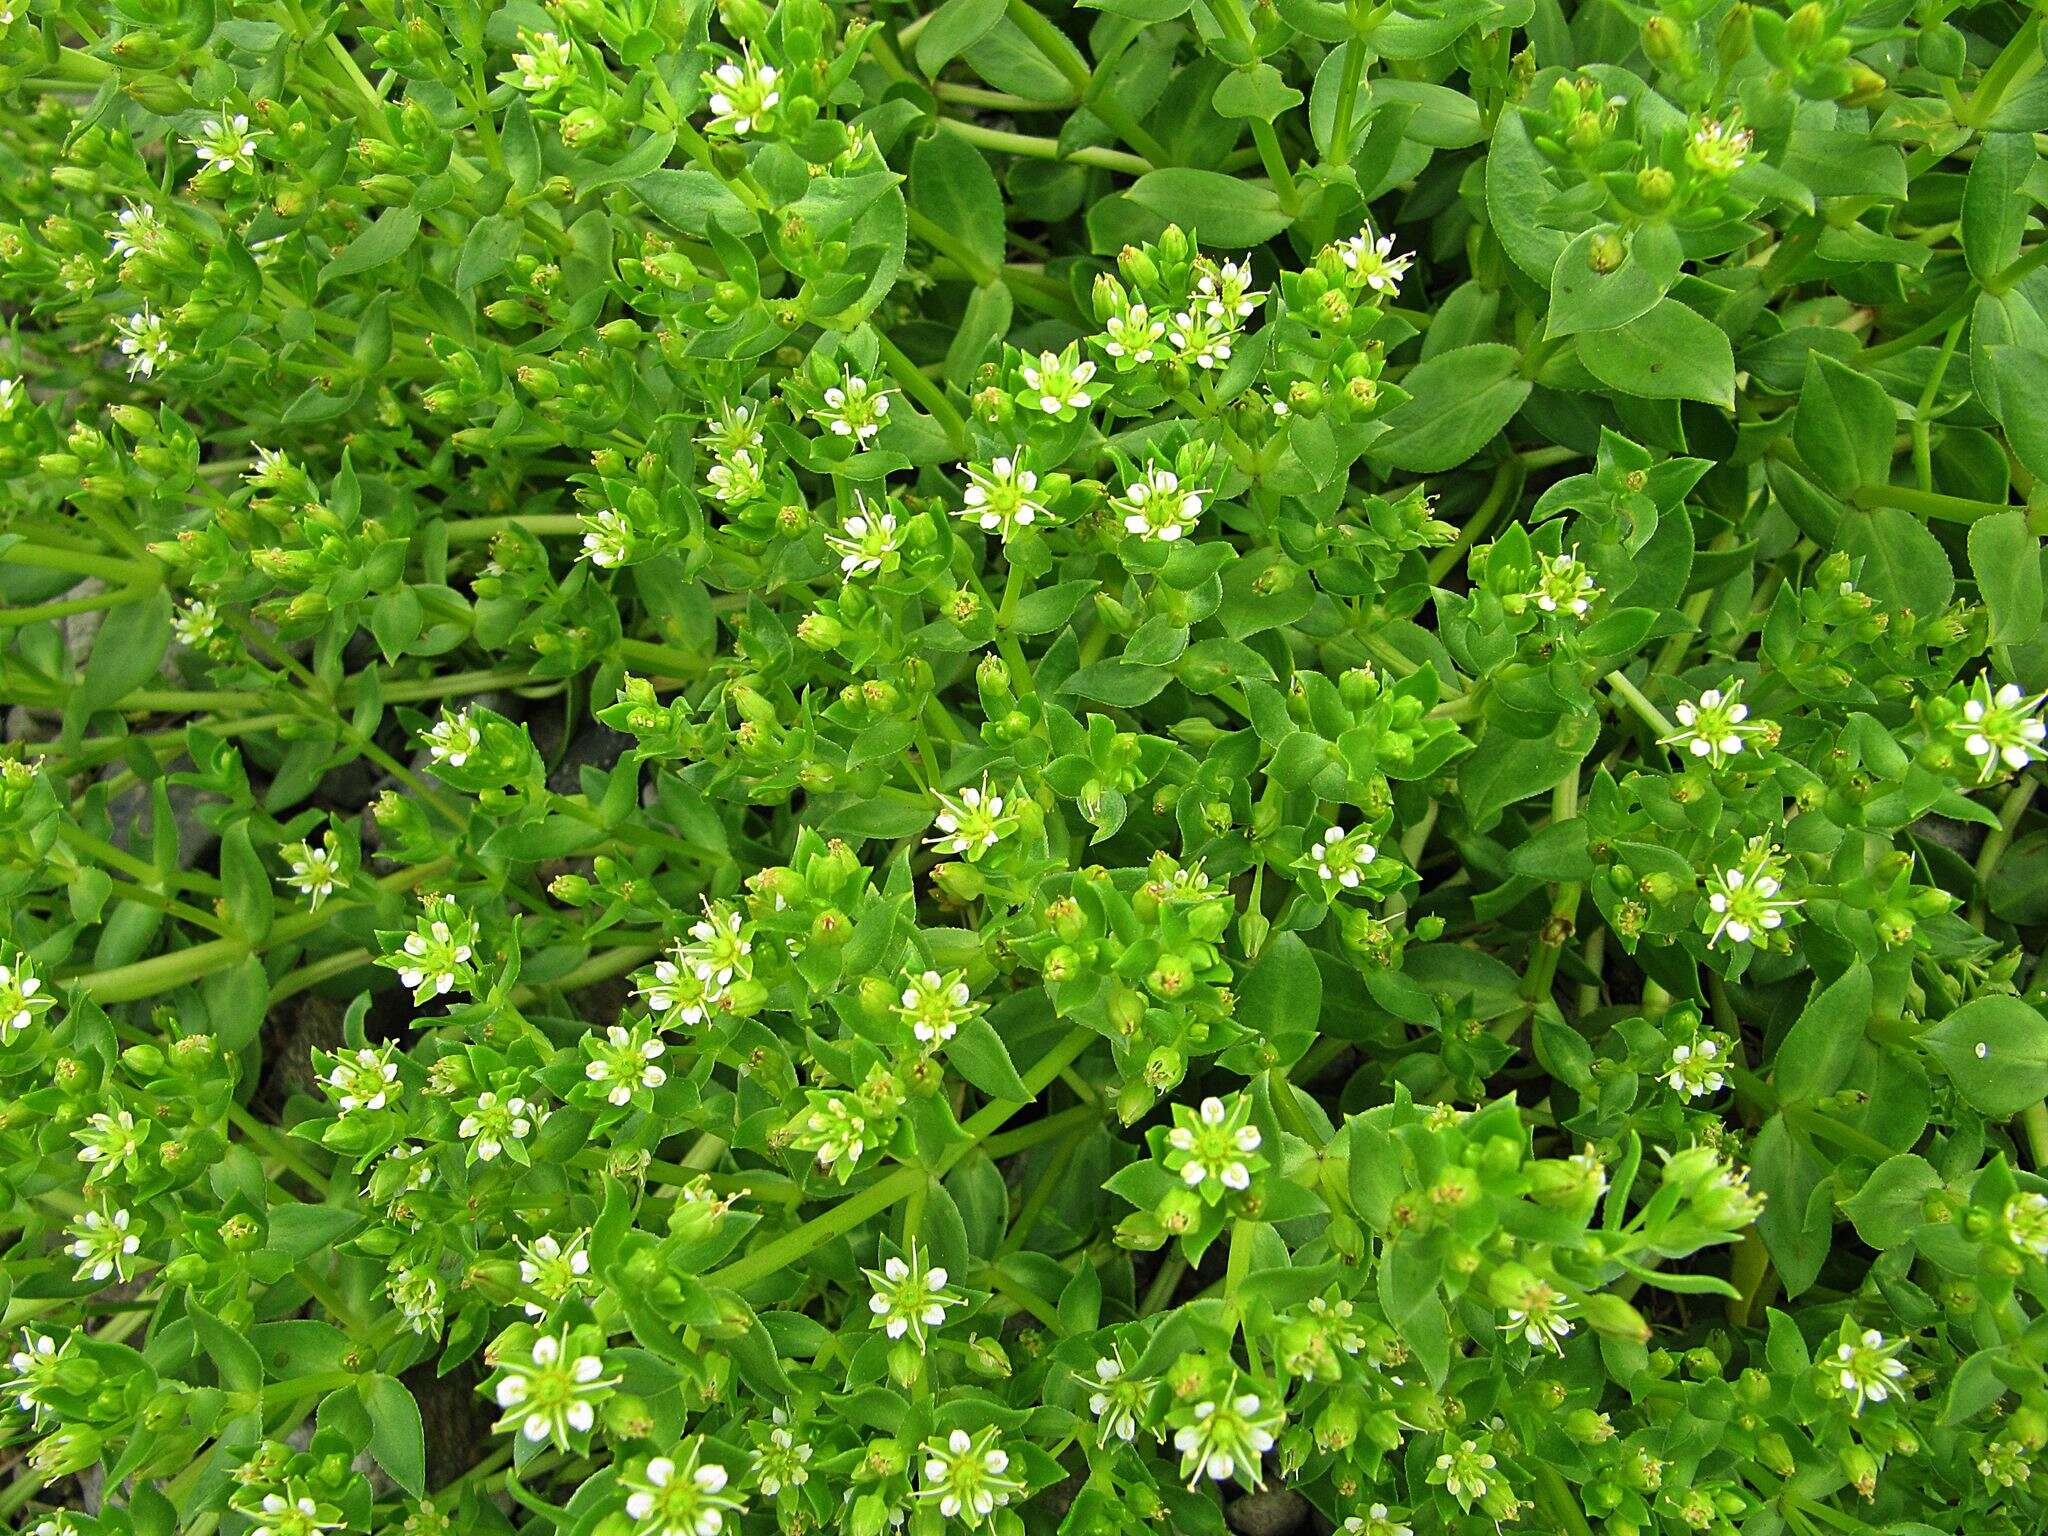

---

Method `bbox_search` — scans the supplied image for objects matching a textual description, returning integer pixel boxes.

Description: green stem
[935,117,1152,177]
[876,330,969,455]
[709,1027,1094,1291]
[1849,482,2022,527]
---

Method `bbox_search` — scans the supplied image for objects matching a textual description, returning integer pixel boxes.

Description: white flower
[704,446,767,505]
[929,775,1018,861]
[189,113,260,175]
[825,498,903,577]
[0,956,49,1042]
[1528,549,1599,618]
[1957,678,2047,782]
[114,307,174,379]
[0,376,20,418]
[864,1241,960,1346]
[109,201,161,260]
[1687,116,1753,177]
[422,708,483,769]
[584,1023,667,1107]
[1664,1038,1726,1099]
[491,1331,615,1448]
[397,915,476,996]
[458,1090,535,1163]
[2004,1191,2048,1259]
[3,1330,67,1425]
[327,1044,401,1114]
[1171,1390,1281,1489]
[917,1426,1024,1526]
[1114,465,1204,543]
[703,47,782,138]
[581,506,632,568]
[1309,824,1377,889]
[1197,257,1264,320]
[174,599,220,649]
[895,968,979,1048]
[1834,1327,1909,1415]
[814,371,892,447]
[752,1415,814,1496]
[1083,1351,1152,1447]
[1342,1505,1415,1536]
[1500,1281,1576,1353]
[1338,227,1414,296]
[1100,301,1166,365]
[517,1232,594,1320]
[508,29,575,94]
[1433,1438,1498,1505]
[1704,843,1800,948]
[68,1204,142,1284]
[1663,683,1767,768]
[1017,346,1096,416]
[1167,307,1235,370]
[958,453,1047,541]
[1165,1094,1263,1194]
[283,833,345,908]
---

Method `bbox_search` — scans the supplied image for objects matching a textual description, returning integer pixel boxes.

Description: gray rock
[1227,1491,1314,1536]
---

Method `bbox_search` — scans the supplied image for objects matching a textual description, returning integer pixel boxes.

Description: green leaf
[1962,133,2034,285]
[1458,713,1598,832]
[635,168,753,237]
[220,823,274,946]
[78,586,172,715]
[1125,169,1294,246]
[948,1013,1032,1100]
[911,133,1006,277]
[502,99,542,194]
[1369,344,1531,473]
[1237,932,1322,1045]
[1578,300,1734,407]
[1840,503,1954,616]
[1794,353,1896,496]
[361,1374,428,1498]
[1968,511,2042,646]
[321,206,421,285]
[1212,63,1304,123]
[1840,1154,1940,1250]
[1773,963,1870,1105]
[915,0,1008,74]
[191,1302,264,1392]
[1987,345,2048,480]
[1922,994,2048,1117]
[453,214,524,290]
[1546,223,1681,339]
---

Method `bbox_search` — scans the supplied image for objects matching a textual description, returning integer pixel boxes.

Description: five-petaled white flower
[929,775,1018,861]
[1310,824,1377,889]
[114,308,174,379]
[624,1444,747,1536]
[1833,1326,1909,1415]
[1165,1094,1264,1197]
[865,1241,960,1346]
[918,1426,1024,1527]
[703,47,782,138]
[1018,347,1096,417]
[1704,843,1799,948]
[327,1044,401,1114]
[825,499,903,578]
[283,833,346,908]
[1957,678,2047,782]
[491,1330,615,1448]
[1114,465,1204,543]
[1663,682,1767,768]
[584,1023,667,1107]
[959,454,1046,540]
[422,709,483,769]
[1338,228,1414,296]
[189,113,259,175]
[1664,1038,1726,1098]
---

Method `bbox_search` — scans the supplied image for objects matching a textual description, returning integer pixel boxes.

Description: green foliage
[1,0,2047,1532]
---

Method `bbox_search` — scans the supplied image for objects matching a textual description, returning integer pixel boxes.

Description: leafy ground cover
[1,0,2047,1533]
